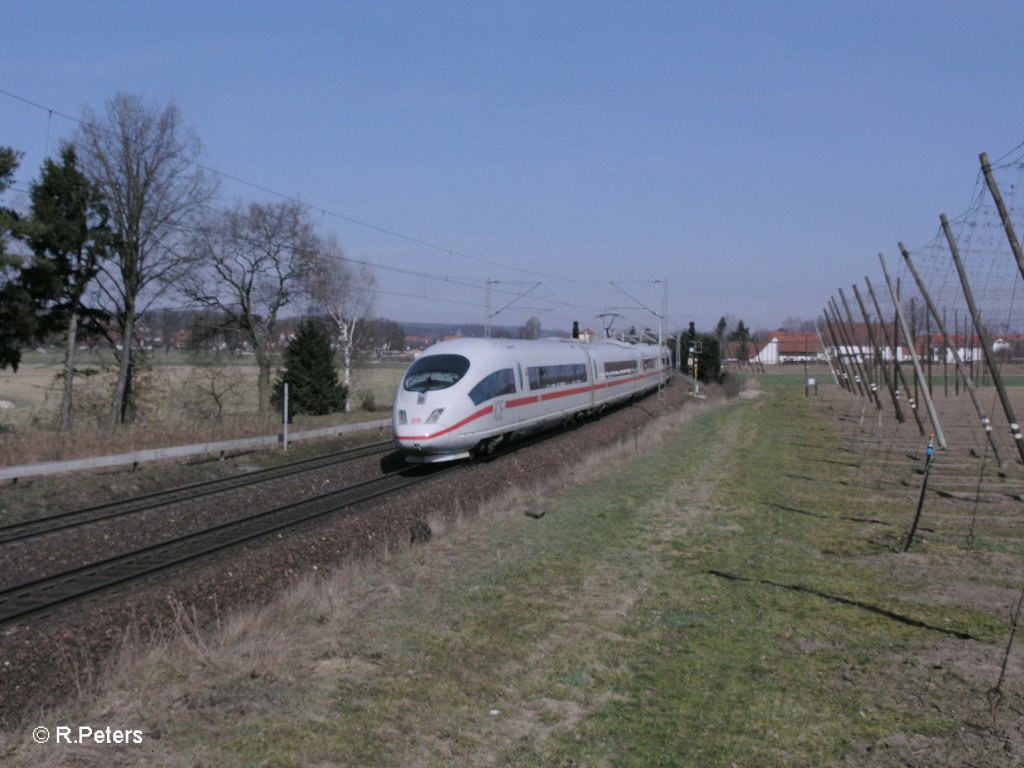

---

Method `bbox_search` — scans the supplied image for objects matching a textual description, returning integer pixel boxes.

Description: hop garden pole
[823,308,853,392]
[839,288,883,411]
[878,253,946,449]
[942,213,1024,466]
[828,298,868,398]
[865,275,926,437]
[900,243,1003,467]
[980,151,1024,282]
[852,283,903,422]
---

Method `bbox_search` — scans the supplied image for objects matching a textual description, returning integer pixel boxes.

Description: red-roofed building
[750,331,827,365]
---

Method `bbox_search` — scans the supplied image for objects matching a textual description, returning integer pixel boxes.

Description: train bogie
[392,337,671,463]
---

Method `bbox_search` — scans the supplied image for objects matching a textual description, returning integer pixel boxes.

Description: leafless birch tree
[74,92,216,425]
[304,236,376,412]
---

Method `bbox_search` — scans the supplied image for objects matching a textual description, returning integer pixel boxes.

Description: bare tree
[182,200,318,413]
[521,316,542,339]
[74,92,216,425]
[183,349,246,422]
[305,236,376,412]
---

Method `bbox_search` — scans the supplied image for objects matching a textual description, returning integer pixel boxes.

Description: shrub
[358,389,377,412]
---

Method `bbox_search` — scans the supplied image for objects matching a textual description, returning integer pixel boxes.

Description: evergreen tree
[23,145,110,430]
[728,319,750,341]
[0,146,35,371]
[272,319,347,417]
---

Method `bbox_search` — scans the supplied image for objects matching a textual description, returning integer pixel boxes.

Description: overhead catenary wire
[0,87,671,333]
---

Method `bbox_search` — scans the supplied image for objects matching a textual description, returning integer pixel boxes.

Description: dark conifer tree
[272,319,347,417]
[0,146,35,371]
[23,145,110,430]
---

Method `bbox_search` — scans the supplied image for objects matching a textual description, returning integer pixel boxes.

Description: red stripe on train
[397,405,494,442]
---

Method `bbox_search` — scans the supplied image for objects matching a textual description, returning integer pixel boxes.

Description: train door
[581,347,597,409]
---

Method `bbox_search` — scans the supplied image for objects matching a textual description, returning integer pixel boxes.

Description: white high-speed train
[392,336,672,462]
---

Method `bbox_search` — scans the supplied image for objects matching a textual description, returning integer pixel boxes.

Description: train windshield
[404,354,471,392]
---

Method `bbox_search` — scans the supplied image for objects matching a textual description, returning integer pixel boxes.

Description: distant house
[751,332,826,365]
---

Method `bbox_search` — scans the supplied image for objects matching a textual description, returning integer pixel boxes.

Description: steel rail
[0,464,455,626]
[0,441,395,546]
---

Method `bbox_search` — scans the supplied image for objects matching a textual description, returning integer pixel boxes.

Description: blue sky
[4,0,1024,336]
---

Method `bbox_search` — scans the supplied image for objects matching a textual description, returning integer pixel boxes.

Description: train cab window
[468,368,516,405]
[404,354,471,392]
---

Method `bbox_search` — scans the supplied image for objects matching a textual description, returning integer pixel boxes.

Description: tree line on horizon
[1,92,818,431]
[0,92,384,430]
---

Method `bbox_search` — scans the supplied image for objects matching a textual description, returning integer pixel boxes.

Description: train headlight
[397,410,407,425]
[426,408,445,424]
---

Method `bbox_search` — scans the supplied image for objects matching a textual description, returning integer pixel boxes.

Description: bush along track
[4,377,1021,767]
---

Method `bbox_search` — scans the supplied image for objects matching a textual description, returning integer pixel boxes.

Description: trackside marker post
[283,383,289,451]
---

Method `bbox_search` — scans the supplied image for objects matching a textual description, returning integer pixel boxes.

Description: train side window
[603,359,636,378]
[468,368,517,405]
[527,363,587,390]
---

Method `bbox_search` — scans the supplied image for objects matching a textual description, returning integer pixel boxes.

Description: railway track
[0,391,670,627]
[0,462,455,627]
[0,440,394,546]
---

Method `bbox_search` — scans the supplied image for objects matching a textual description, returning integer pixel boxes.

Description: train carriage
[393,336,671,462]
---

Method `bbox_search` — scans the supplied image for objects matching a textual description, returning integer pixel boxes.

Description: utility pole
[484,278,493,338]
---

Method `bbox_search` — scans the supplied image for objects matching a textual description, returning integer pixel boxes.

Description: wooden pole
[825,303,854,393]
[954,308,960,396]
[911,297,920,410]
[865,275,926,436]
[839,288,883,410]
[823,309,853,392]
[900,242,1003,466]
[852,283,903,422]
[878,253,947,449]
[980,151,1024,282]
[942,213,1024,465]
[943,306,948,398]
[829,297,869,398]
[817,321,840,387]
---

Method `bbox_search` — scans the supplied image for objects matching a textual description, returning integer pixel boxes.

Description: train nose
[393,410,453,452]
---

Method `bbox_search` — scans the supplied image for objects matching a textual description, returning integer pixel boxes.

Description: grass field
[0,352,407,465]
[0,351,407,424]
[4,376,1020,766]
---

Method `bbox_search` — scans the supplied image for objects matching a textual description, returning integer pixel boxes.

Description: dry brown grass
[0,355,406,466]
[0,395,712,767]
